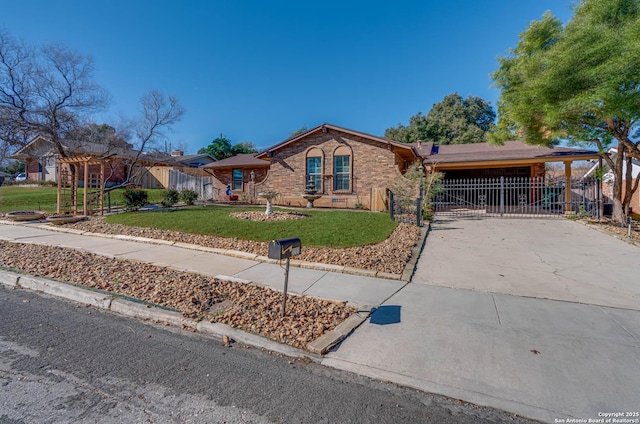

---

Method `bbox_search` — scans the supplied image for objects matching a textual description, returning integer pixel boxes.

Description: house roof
[202,153,269,169]
[255,123,418,160]
[422,140,600,168]
[10,135,182,166]
[584,147,640,180]
[173,153,216,166]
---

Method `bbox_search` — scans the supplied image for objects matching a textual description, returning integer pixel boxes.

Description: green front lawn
[0,186,164,213]
[106,206,397,248]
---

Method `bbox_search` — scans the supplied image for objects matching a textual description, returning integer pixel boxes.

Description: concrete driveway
[324,218,640,423]
[414,218,640,310]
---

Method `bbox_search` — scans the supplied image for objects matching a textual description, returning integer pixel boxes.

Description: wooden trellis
[56,156,106,216]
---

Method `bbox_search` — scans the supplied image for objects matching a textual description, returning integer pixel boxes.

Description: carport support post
[500,176,505,216]
[564,161,572,213]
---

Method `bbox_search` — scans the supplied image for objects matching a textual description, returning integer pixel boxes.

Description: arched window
[306,148,323,191]
[333,146,351,191]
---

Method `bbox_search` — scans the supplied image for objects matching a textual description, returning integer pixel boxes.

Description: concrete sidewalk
[325,218,640,423]
[0,220,404,308]
[2,218,639,423]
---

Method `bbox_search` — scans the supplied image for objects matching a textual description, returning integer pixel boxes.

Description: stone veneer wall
[255,130,408,209]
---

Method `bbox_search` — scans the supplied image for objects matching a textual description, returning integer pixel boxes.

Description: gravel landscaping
[0,213,421,351]
[0,241,354,350]
[579,217,640,244]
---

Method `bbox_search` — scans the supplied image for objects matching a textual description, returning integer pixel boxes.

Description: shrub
[123,188,148,212]
[161,189,180,207]
[180,189,198,205]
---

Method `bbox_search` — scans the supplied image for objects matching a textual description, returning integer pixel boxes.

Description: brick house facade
[208,123,601,211]
[254,124,419,208]
[202,153,271,201]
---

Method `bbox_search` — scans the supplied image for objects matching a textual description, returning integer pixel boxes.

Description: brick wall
[256,130,408,209]
[602,179,640,213]
[210,167,269,200]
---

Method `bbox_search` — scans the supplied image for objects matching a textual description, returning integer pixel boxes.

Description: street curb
[307,306,374,354]
[0,269,321,363]
[401,223,430,282]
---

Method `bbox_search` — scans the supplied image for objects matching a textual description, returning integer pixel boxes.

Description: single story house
[170,151,216,167]
[218,123,599,211]
[9,136,199,189]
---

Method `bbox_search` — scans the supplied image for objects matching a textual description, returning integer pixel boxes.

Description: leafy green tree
[231,141,257,156]
[1,160,25,176]
[200,135,256,160]
[491,0,640,223]
[289,125,308,138]
[385,93,495,144]
[203,136,233,160]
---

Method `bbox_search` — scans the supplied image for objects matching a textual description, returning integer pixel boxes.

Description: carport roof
[202,153,270,169]
[421,141,600,169]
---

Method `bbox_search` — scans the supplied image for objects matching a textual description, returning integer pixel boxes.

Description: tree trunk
[611,144,626,224]
[612,177,625,224]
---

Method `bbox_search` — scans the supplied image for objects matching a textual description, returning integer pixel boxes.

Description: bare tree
[0,29,108,160]
[104,90,184,190]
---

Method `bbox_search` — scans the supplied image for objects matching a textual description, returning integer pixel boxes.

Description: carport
[420,141,601,217]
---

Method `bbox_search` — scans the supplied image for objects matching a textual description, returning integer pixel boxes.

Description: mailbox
[268,237,301,260]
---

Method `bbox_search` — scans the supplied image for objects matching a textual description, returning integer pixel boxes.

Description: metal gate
[389,192,422,226]
[433,176,599,218]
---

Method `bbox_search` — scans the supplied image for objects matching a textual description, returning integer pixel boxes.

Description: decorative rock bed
[230,211,307,222]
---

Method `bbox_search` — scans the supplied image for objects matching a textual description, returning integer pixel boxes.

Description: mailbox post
[267,237,301,316]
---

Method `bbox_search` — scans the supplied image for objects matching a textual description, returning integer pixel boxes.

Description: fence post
[389,191,394,221]
[416,197,421,227]
[500,176,505,216]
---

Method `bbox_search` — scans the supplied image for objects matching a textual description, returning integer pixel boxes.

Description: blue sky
[1,1,576,153]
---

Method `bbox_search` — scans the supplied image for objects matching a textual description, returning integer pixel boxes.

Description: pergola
[56,156,107,216]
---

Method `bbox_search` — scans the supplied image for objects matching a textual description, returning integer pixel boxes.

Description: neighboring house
[169,151,216,167]
[9,135,200,189]
[10,135,135,184]
[202,153,270,200]
[585,147,640,212]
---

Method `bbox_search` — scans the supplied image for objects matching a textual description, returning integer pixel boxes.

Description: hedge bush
[180,189,198,205]
[160,189,180,207]
[123,188,148,211]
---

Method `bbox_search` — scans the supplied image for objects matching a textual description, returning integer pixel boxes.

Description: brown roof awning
[423,141,600,169]
[202,153,270,169]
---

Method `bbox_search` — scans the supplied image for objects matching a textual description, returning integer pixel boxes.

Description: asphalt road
[0,285,539,424]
